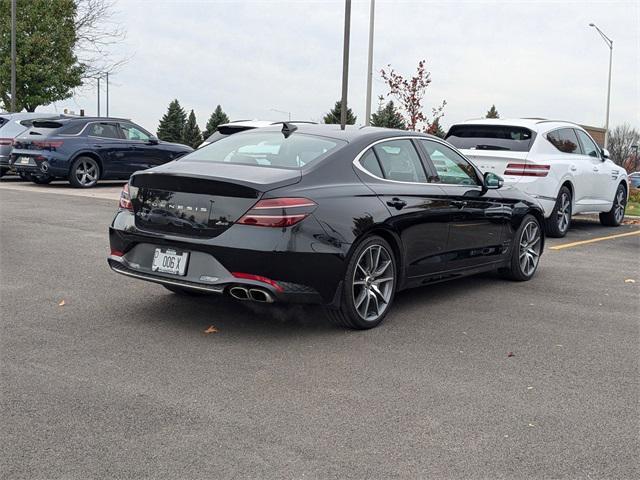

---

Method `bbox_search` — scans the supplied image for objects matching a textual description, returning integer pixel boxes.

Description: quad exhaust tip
[228,286,274,303]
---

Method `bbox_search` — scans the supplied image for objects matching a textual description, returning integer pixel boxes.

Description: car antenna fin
[282,122,297,138]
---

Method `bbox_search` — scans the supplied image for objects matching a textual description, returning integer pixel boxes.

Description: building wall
[581,125,606,147]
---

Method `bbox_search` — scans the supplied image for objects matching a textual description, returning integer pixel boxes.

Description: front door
[418,139,506,271]
[118,122,162,173]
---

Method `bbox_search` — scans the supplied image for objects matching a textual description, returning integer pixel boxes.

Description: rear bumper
[108,210,348,304]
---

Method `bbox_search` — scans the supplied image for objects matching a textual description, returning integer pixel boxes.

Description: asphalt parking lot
[1,178,638,480]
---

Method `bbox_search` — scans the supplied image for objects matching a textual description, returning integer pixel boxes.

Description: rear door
[418,139,507,270]
[574,129,612,206]
[85,122,127,176]
[546,128,592,205]
[355,138,451,278]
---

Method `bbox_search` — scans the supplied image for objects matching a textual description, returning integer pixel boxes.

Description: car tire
[163,285,211,296]
[68,156,100,188]
[500,214,543,281]
[31,175,53,185]
[544,186,572,238]
[599,183,626,227]
[325,235,397,329]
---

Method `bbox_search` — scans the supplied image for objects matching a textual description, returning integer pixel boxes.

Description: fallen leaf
[203,325,218,334]
[527,386,534,390]
[528,423,535,427]
[507,352,515,357]
[624,278,636,283]
[58,299,65,306]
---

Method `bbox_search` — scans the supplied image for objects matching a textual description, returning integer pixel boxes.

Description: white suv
[445,119,629,237]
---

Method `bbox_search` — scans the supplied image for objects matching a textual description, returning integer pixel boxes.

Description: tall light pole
[106,72,109,117]
[270,108,291,121]
[589,23,613,148]
[364,0,375,126]
[97,77,101,116]
[340,0,352,130]
[10,0,17,112]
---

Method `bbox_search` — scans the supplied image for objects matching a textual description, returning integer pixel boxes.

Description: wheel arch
[558,179,574,202]
[349,225,406,289]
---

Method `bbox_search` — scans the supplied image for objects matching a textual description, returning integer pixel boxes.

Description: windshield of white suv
[185,131,345,169]
[446,125,534,152]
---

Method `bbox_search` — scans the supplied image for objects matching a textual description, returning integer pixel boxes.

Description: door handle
[593,167,599,172]
[386,198,407,210]
[570,164,577,172]
[451,200,467,209]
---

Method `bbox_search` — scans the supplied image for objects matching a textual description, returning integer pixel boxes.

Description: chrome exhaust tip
[248,288,274,303]
[229,286,250,300]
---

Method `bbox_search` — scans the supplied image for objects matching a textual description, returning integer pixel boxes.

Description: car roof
[0,112,61,121]
[240,123,440,143]
[450,118,587,133]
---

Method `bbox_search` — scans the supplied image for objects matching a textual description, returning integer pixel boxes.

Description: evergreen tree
[203,105,230,138]
[182,110,203,148]
[426,118,446,138]
[157,99,187,143]
[323,100,357,125]
[486,105,500,119]
[370,99,406,129]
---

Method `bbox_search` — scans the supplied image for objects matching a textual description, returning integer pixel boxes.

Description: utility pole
[10,0,17,112]
[340,0,351,130]
[106,72,109,117]
[364,0,375,126]
[589,23,613,148]
[97,77,101,116]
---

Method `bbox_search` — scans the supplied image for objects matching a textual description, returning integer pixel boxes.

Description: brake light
[119,183,133,211]
[110,249,124,257]
[231,272,284,292]
[0,138,12,146]
[32,140,64,150]
[237,197,317,228]
[504,163,550,177]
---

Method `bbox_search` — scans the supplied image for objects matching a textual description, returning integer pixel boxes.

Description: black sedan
[108,124,545,329]
[11,116,192,187]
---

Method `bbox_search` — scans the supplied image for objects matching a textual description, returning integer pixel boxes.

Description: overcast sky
[49,0,639,134]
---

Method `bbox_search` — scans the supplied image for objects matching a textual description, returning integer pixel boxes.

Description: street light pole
[97,77,101,116]
[106,72,109,117]
[10,0,17,112]
[364,0,375,126]
[270,108,291,121]
[340,0,352,130]
[589,23,613,148]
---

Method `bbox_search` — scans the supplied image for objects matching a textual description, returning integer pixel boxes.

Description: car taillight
[0,138,13,146]
[119,183,133,211]
[504,163,550,177]
[237,197,317,228]
[32,140,64,150]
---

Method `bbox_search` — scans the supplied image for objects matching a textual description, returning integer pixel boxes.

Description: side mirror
[147,136,159,145]
[601,148,610,160]
[483,171,503,190]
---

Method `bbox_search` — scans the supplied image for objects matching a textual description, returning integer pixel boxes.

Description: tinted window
[359,149,384,178]
[87,122,121,139]
[546,128,581,154]
[446,125,534,152]
[186,131,344,169]
[373,139,427,183]
[0,117,7,128]
[575,130,600,158]
[420,139,479,185]
[119,122,150,141]
[60,121,86,135]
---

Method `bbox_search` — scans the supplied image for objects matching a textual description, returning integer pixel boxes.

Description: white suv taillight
[504,163,550,177]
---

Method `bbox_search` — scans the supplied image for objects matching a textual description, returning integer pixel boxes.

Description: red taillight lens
[119,183,133,211]
[32,140,64,150]
[504,163,550,177]
[110,249,124,257]
[231,272,284,292]
[0,138,13,146]
[237,197,317,228]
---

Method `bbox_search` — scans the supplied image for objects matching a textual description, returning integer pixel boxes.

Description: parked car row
[0,113,192,187]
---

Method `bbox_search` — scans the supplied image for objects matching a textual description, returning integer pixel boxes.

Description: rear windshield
[446,125,534,152]
[185,131,345,169]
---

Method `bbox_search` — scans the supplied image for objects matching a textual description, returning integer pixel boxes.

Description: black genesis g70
[108,124,545,329]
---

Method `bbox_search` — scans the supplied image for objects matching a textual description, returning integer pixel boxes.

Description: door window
[372,139,427,183]
[575,130,601,158]
[87,123,120,139]
[119,123,151,142]
[546,128,581,154]
[419,140,479,186]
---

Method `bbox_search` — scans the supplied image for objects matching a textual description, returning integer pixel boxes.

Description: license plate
[19,156,32,165]
[152,248,189,276]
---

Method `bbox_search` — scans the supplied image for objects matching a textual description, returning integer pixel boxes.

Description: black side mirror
[483,172,503,191]
[601,148,610,161]
[147,136,159,145]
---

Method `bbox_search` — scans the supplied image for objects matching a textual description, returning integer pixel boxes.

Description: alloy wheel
[556,192,571,233]
[75,159,98,187]
[352,244,395,322]
[519,221,542,277]
[614,188,626,223]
